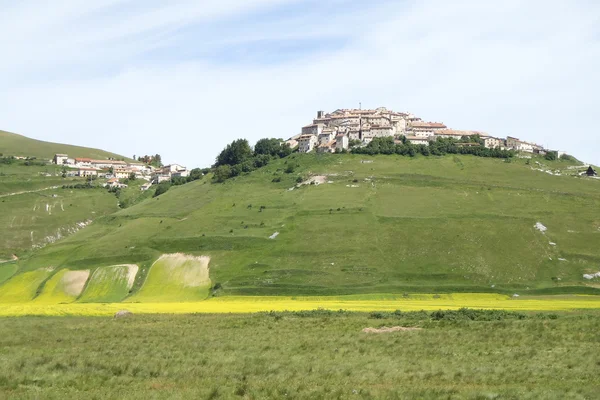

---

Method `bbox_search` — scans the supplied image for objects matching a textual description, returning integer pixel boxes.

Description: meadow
[0,310,598,399]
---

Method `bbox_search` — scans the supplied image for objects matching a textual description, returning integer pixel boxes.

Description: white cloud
[0,0,599,166]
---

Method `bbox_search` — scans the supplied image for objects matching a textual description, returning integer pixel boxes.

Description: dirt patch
[362,326,422,333]
[157,253,210,288]
[300,175,327,186]
[61,270,90,296]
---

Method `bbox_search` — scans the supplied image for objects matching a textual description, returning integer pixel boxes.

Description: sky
[1,0,599,167]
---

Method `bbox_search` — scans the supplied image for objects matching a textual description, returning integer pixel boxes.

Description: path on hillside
[0,186,59,198]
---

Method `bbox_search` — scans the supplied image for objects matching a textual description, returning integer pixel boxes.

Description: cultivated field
[0,310,598,399]
[0,293,599,316]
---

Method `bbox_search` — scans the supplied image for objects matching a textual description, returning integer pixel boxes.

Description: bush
[153,182,171,197]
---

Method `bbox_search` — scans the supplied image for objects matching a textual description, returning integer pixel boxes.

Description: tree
[129,172,136,181]
[254,138,282,157]
[153,182,171,197]
[213,165,233,182]
[545,151,558,161]
[187,168,204,182]
[151,154,163,167]
[215,139,253,167]
[108,166,114,174]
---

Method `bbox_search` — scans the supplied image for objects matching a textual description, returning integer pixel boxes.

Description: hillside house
[506,136,541,153]
[586,166,597,176]
[77,167,98,177]
[316,140,336,153]
[53,154,69,165]
[318,129,335,145]
[298,134,318,153]
[301,123,324,136]
[483,137,503,149]
[114,168,134,179]
[75,158,92,167]
[336,134,349,151]
[408,121,447,137]
[405,136,430,146]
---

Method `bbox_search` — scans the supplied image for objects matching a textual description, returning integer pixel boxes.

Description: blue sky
[1,0,599,167]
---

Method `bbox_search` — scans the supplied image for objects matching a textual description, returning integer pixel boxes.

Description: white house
[77,167,98,177]
[318,130,335,145]
[483,137,503,149]
[53,154,69,165]
[405,136,431,146]
[506,136,537,152]
[301,123,324,136]
[298,134,318,153]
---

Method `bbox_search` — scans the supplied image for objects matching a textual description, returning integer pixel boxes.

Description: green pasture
[0,310,598,399]
[0,129,130,161]
[0,183,118,258]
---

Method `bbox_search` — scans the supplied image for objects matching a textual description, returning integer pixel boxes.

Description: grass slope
[8,153,600,298]
[0,263,18,285]
[0,130,130,161]
[129,254,211,302]
[0,183,119,258]
[79,265,138,303]
[0,311,598,399]
[34,269,89,304]
[0,268,53,303]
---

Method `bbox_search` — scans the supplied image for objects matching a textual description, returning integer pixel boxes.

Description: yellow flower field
[1,293,600,316]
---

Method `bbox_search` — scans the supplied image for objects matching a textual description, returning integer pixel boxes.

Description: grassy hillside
[5,152,599,300]
[0,130,130,161]
[0,183,119,259]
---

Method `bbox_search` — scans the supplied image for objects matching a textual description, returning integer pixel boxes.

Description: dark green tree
[215,139,253,167]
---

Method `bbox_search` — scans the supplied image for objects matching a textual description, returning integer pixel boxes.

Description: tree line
[351,136,514,158]
[212,138,293,182]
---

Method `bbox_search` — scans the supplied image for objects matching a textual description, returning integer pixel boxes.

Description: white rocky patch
[269,232,279,239]
[583,272,600,280]
[534,222,547,233]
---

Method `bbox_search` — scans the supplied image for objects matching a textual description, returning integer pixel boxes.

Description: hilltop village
[52,154,190,190]
[286,107,557,155]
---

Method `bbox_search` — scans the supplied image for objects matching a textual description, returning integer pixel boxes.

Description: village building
[74,158,92,167]
[53,154,69,165]
[318,129,336,145]
[114,168,134,179]
[408,121,447,137]
[586,166,598,176]
[298,134,318,153]
[336,134,349,151]
[316,140,336,153]
[405,136,431,146]
[483,137,503,149]
[506,136,541,153]
[140,182,153,191]
[77,167,98,177]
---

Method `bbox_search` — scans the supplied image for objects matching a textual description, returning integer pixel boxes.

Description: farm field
[0,310,598,399]
[0,293,599,316]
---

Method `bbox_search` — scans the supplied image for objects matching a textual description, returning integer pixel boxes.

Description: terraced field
[78,264,138,303]
[129,254,211,302]
[34,269,90,303]
[0,268,53,303]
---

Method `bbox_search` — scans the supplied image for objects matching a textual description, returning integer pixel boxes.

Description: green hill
[0,130,130,161]
[4,152,599,301]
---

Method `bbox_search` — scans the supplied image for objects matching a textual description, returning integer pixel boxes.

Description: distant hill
[3,152,599,303]
[0,130,130,161]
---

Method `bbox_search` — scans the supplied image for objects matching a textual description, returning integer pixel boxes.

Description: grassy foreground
[0,310,599,399]
[1,293,600,316]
